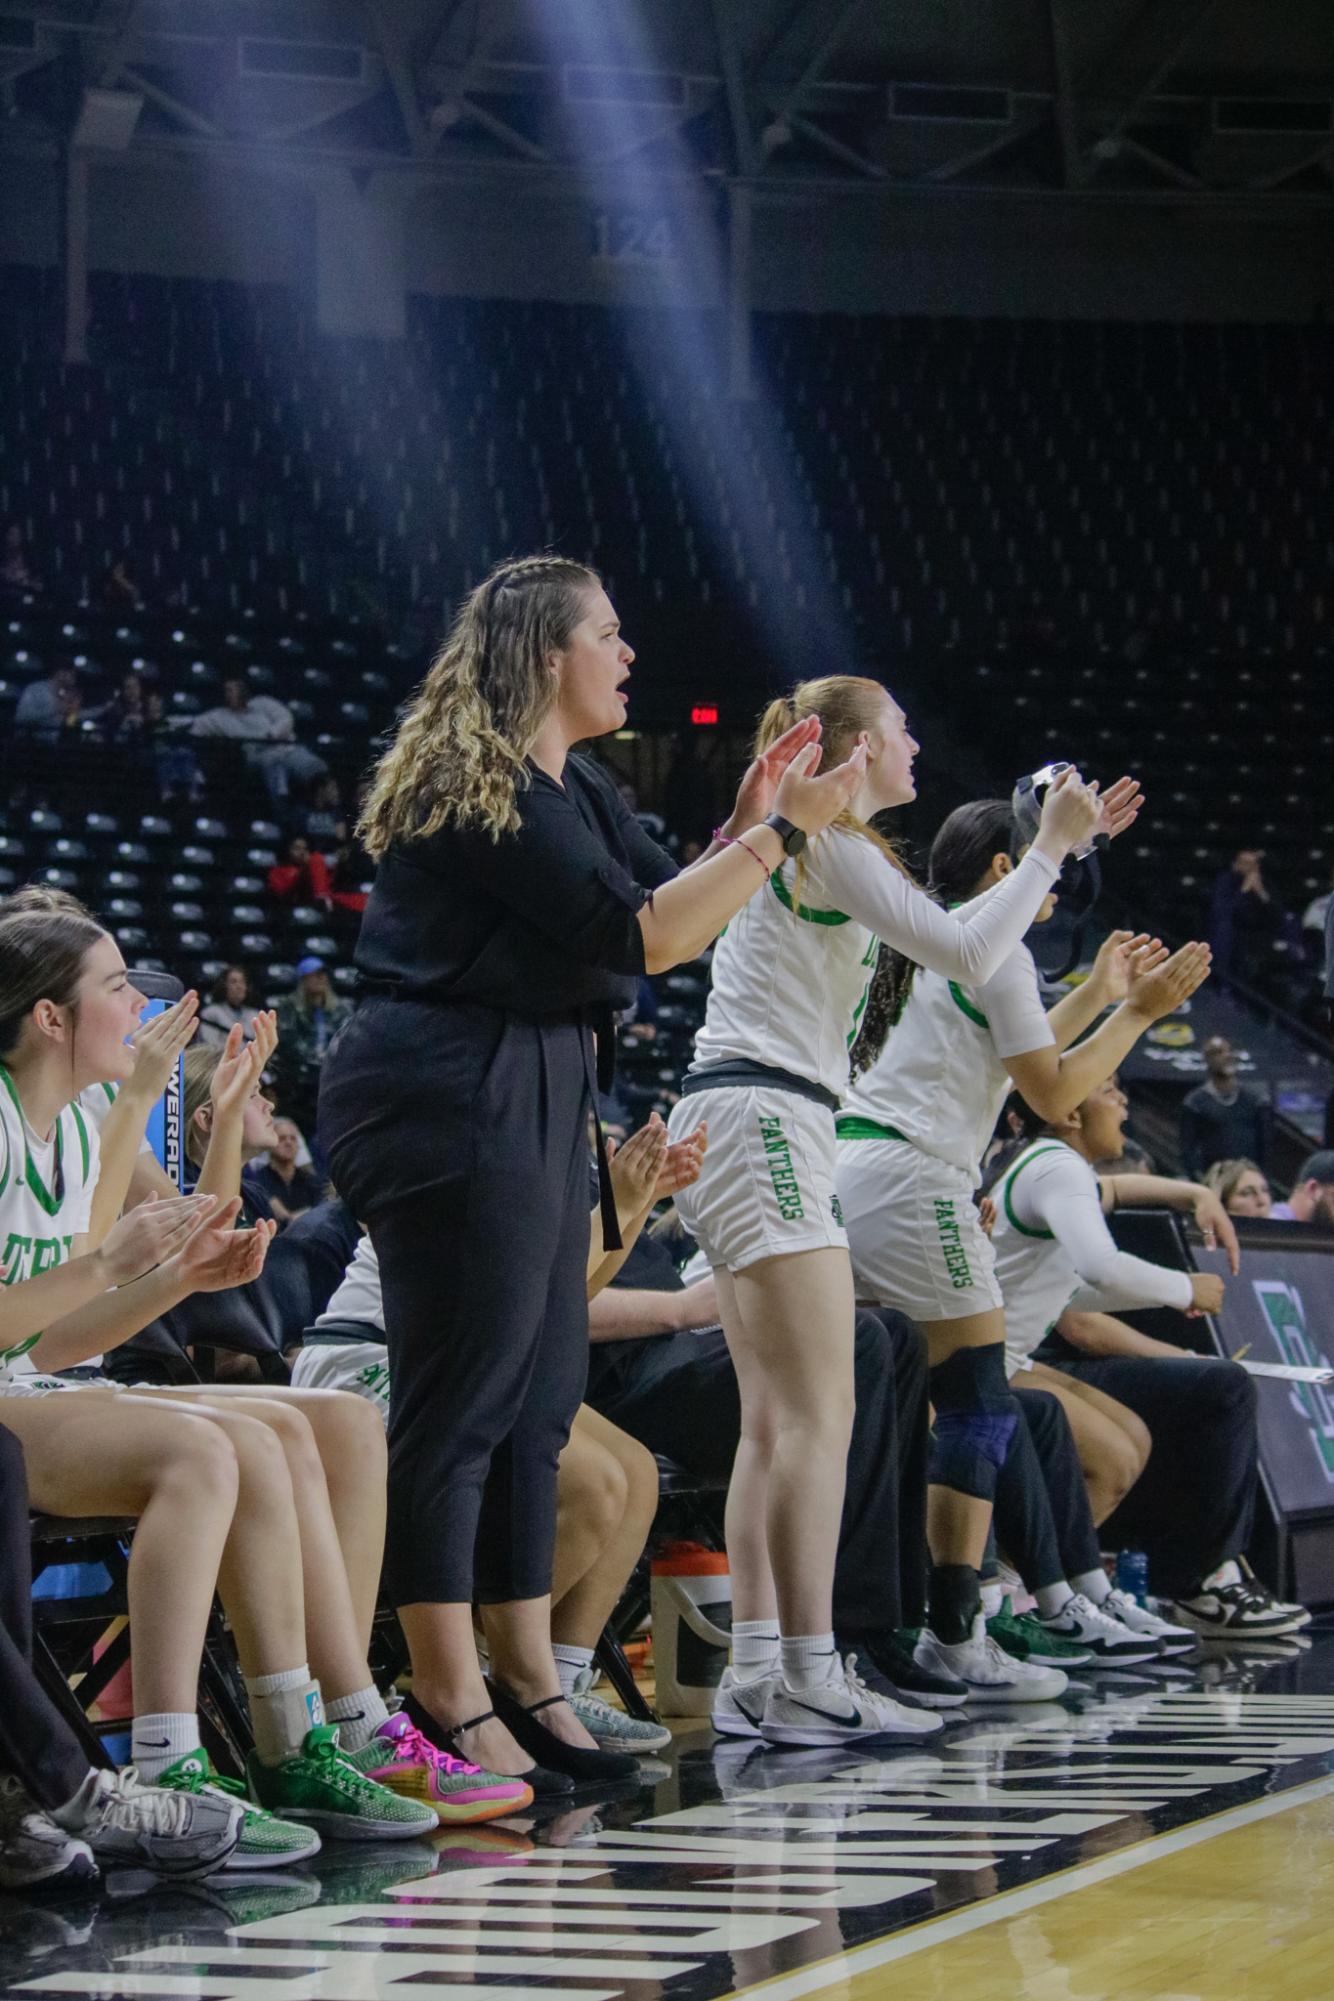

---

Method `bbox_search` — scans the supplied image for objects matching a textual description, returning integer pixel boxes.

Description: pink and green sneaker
[342,1713,534,1824]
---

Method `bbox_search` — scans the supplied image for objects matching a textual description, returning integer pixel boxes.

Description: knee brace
[928,1342,1020,1502]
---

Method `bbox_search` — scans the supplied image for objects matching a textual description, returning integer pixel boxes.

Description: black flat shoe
[486,1679,640,1783]
[401,1691,574,1797]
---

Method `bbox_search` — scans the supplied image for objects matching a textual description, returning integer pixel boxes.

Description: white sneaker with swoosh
[711,1667,775,1739]
[760,1655,944,1747]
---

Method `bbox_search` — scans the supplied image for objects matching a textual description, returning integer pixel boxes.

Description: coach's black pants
[586,1306,930,1638]
[1033,1344,1258,1597]
[0,1425,90,1810]
[319,998,592,1606]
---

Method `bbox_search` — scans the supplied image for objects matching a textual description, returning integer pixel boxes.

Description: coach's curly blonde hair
[359,556,601,854]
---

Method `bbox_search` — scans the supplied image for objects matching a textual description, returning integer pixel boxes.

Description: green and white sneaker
[568,1667,673,1754]
[246,1725,437,1842]
[154,1750,322,1870]
[987,1597,1093,1669]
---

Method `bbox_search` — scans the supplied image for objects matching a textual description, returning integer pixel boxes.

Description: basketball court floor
[5,1628,1333,2001]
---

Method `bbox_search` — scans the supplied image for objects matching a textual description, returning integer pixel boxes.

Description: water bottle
[650,1543,731,1715]
[1116,1549,1150,1606]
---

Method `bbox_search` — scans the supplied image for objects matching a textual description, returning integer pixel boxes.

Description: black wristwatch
[764,813,807,859]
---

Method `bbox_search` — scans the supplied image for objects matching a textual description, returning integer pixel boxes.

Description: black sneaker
[859,1630,968,1709]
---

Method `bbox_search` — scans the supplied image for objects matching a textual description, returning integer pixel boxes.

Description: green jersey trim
[948,981,989,1029]
[70,1102,90,1184]
[0,1067,65,1218]
[770,871,851,927]
[835,1115,911,1145]
[1000,1142,1070,1240]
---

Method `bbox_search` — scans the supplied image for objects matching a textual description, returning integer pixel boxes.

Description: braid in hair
[851,797,1018,1078]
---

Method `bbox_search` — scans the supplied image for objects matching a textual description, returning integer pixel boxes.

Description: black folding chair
[30,1514,254,1778]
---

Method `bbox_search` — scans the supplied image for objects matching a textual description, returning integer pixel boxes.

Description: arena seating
[4,266,1334,958]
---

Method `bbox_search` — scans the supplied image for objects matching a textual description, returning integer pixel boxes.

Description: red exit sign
[690,704,719,726]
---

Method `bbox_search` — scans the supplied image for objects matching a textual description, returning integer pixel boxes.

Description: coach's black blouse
[355,754,679,1016]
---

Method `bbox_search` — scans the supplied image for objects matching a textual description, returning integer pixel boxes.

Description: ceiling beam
[118,63,220,137]
[1045,0,1082,189]
[711,0,757,178]
[788,110,885,179]
[772,0,874,127]
[363,0,429,158]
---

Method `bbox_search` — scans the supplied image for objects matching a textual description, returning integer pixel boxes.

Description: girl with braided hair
[319,555,865,1793]
[835,793,1215,1689]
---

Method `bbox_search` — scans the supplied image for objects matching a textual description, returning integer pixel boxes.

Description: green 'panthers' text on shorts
[934,1198,973,1290]
[759,1114,805,1221]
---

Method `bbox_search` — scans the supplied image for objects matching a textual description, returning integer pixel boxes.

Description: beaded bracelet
[712,826,773,878]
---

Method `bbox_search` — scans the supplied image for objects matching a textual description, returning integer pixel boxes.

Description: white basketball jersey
[0,1067,101,1382]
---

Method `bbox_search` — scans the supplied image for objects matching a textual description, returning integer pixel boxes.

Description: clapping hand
[1091,930,1169,1004]
[1094,775,1145,845]
[123,992,199,1102]
[209,1012,278,1120]
[169,1198,277,1293]
[723,715,823,836]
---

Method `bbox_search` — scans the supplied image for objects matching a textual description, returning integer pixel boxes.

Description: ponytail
[980,1090,1050,1193]
[755,676,915,913]
[852,798,1017,1077]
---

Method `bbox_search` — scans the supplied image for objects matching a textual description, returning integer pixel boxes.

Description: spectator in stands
[267,835,367,916]
[301,774,350,848]
[1209,847,1295,991]
[198,964,259,1049]
[141,687,204,804]
[1179,1036,1271,1180]
[1269,1149,1334,1225]
[101,558,143,610]
[1204,1157,1273,1218]
[189,674,327,805]
[273,956,351,1143]
[245,1116,326,1228]
[0,524,37,594]
[14,666,80,745]
[1301,863,1334,940]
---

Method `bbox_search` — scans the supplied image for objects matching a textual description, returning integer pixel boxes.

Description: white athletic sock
[127,1712,202,1783]
[1035,1582,1075,1620]
[1203,1559,1241,1591]
[731,1619,780,1681]
[979,1579,1004,1619]
[1072,1567,1112,1606]
[552,1643,596,1699]
[780,1632,840,1692]
[244,1665,324,1766]
[324,1684,390,1752]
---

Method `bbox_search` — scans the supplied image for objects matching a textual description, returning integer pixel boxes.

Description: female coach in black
[319,554,866,1789]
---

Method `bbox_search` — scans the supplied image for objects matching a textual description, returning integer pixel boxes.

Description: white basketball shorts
[835,1133,1002,1322]
[666,1086,848,1273]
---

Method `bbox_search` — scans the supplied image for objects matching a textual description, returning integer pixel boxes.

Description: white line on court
[721,1770,1334,2001]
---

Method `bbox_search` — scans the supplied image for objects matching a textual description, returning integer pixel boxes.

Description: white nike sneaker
[915,1614,1070,1703]
[759,1654,943,1748]
[711,1666,775,1740]
[1038,1593,1162,1666]
[1103,1588,1199,1654]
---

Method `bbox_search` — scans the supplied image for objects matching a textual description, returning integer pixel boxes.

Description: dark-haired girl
[835,791,1209,1690]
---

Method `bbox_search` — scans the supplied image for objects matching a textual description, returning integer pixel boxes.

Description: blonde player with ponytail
[668,677,1102,1746]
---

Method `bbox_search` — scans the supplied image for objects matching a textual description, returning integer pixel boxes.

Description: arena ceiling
[2,0,1333,204]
